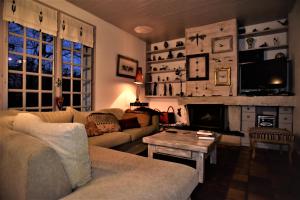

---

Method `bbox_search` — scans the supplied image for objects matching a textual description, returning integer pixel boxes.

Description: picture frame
[186,53,209,81]
[116,54,139,79]
[215,67,231,86]
[211,35,233,54]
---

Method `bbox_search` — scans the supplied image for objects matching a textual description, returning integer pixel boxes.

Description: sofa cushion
[0,110,23,129]
[13,113,92,189]
[88,132,131,148]
[123,126,156,142]
[123,111,151,127]
[66,107,91,124]
[118,117,141,130]
[32,110,73,123]
[85,113,121,137]
[61,146,198,200]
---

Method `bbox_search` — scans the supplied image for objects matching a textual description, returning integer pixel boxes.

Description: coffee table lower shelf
[147,144,217,183]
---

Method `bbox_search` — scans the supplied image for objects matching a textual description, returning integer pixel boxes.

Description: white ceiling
[67,0,295,43]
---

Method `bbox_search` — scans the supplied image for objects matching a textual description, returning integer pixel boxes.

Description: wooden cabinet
[278,107,293,131]
[241,106,255,146]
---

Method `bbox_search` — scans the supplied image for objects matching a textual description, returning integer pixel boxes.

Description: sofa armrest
[151,115,159,131]
[0,127,72,200]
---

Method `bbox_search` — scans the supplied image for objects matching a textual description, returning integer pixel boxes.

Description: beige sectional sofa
[0,108,198,200]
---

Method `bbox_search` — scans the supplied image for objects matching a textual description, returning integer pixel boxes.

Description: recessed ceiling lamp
[134,26,153,34]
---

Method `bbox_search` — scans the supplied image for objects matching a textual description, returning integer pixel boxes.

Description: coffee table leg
[196,153,205,183]
[210,145,217,164]
[148,145,155,158]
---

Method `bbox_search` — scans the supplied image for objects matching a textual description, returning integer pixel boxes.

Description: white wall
[39,0,146,110]
[289,0,300,151]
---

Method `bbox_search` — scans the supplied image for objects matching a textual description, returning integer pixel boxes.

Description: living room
[0,0,300,199]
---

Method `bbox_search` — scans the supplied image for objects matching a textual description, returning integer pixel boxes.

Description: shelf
[239,45,288,52]
[147,57,186,64]
[146,69,186,74]
[147,46,185,54]
[146,80,186,84]
[145,95,181,98]
[238,27,288,39]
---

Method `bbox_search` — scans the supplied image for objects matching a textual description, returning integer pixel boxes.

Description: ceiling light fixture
[134,26,153,34]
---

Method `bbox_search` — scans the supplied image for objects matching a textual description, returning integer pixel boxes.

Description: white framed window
[61,39,92,111]
[7,22,55,111]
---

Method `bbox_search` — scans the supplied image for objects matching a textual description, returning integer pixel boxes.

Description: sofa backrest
[32,110,73,123]
[97,108,124,120]
[0,127,72,200]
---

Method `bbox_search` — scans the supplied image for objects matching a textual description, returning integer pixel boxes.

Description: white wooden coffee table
[143,129,221,183]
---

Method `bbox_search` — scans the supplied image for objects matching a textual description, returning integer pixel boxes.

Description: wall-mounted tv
[239,58,292,96]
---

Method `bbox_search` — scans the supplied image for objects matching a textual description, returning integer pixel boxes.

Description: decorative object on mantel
[246,37,255,49]
[215,67,231,86]
[238,27,246,34]
[275,52,285,59]
[167,51,174,59]
[277,19,288,26]
[175,68,185,96]
[273,37,280,46]
[158,56,162,60]
[211,35,233,54]
[116,54,138,79]
[163,83,167,96]
[133,67,143,103]
[177,52,184,58]
[152,55,156,61]
[169,84,173,96]
[154,46,158,50]
[259,42,268,47]
[186,53,209,81]
[176,41,184,47]
[153,82,157,95]
[164,41,169,48]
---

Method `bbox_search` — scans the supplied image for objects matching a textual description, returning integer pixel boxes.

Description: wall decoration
[215,67,231,86]
[186,53,209,81]
[116,54,138,79]
[246,37,255,49]
[188,33,206,52]
[212,35,233,53]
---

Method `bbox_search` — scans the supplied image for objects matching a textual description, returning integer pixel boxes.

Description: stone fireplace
[186,104,228,131]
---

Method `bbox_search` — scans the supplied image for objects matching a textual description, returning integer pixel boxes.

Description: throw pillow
[118,117,141,130]
[123,110,151,127]
[13,113,92,189]
[66,106,91,124]
[85,113,121,137]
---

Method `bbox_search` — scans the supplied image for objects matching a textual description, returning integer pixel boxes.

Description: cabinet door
[278,123,293,132]
[242,106,255,113]
[242,112,256,122]
[279,107,293,114]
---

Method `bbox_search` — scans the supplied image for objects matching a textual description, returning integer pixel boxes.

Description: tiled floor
[190,145,300,200]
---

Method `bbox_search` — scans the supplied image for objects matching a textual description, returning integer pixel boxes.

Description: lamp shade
[134,67,143,84]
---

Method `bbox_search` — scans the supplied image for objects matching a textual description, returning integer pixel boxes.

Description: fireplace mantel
[178,96,296,107]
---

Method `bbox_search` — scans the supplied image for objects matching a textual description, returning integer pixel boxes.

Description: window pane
[73,66,81,78]
[62,79,71,91]
[62,93,70,106]
[73,80,81,92]
[26,57,39,73]
[62,50,71,63]
[26,93,38,107]
[8,92,23,108]
[8,35,23,53]
[74,42,82,51]
[26,40,39,56]
[42,33,53,43]
[26,75,38,90]
[73,94,81,106]
[73,52,81,65]
[8,54,23,71]
[8,22,24,35]
[42,60,53,74]
[62,40,72,49]
[42,76,52,90]
[8,73,23,89]
[62,64,71,77]
[42,93,52,106]
[42,43,53,59]
[41,108,53,112]
[26,28,40,39]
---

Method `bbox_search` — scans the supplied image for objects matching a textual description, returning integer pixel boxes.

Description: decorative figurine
[154,46,158,50]
[164,41,169,48]
[157,76,160,82]
[167,51,173,59]
[176,41,184,47]
[152,55,156,61]
[273,37,280,46]
[169,84,173,96]
[153,82,157,96]
[246,37,255,49]
[163,83,167,96]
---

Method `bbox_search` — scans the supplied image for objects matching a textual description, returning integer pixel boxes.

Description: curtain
[59,13,94,48]
[3,0,57,36]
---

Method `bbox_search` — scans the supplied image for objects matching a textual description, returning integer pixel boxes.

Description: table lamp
[134,67,143,103]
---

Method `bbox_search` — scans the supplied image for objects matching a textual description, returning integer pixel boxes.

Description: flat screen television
[239,58,292,96]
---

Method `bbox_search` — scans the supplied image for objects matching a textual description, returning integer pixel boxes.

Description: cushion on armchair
[13,113,92,189]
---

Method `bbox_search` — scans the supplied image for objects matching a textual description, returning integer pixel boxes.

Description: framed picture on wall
[186,53,209,81]
[215,67,231,86]
[211,35,233,54]
[116,54,139,79]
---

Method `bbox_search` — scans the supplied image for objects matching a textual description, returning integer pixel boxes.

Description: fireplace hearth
[186,104,228,131]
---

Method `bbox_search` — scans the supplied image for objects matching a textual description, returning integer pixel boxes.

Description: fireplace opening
[186,104,228,131]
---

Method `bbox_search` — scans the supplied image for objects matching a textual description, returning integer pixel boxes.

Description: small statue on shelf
[163,83,167,96]
[153,82,158,96]
[169,84,173,96]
